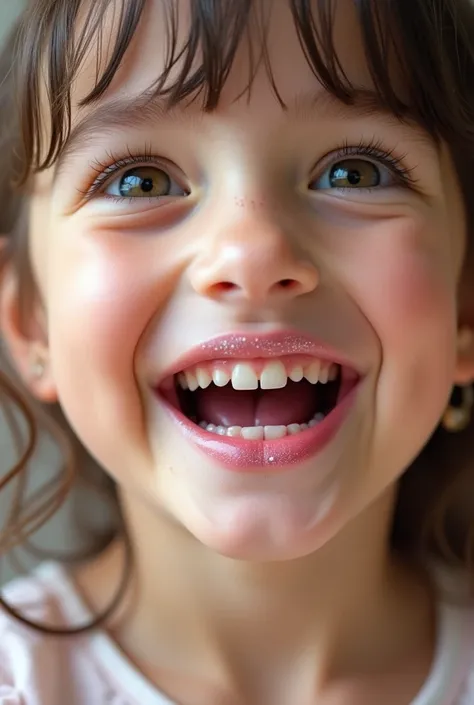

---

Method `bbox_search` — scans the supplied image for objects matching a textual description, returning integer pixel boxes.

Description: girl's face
[24,0,466,559]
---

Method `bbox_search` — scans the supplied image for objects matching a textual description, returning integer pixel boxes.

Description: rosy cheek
[49,226,184,347]
[349,216,457,420]
[51,241,146,370]
[45,226,185,468]
[364,222,454,352]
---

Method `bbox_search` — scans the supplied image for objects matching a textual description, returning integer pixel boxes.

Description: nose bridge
[190,196,319,303]
[223,201,296,271]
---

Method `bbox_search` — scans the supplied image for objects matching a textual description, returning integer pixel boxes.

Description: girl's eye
[310,158,393,191]
[104,166,187,199]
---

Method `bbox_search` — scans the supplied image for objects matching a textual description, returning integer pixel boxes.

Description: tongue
[194,381,317,427]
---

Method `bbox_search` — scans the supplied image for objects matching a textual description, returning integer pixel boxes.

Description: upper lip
[154,330,361,387]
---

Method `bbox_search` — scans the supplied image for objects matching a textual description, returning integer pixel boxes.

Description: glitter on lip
[151,329,362,471]
[154,330,361,388]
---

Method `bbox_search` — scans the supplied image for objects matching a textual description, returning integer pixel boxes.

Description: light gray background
[0,2,23,44]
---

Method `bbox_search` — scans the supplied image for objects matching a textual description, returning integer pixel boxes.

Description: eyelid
[309,139,417,190]
[77,150,190,201]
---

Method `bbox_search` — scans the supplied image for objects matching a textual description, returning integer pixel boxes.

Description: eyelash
[77,137,417,203]
[77,144,161,201]
[318,138,417,189]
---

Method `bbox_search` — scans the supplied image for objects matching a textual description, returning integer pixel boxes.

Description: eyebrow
[53,87,429,180]
[53,94,190,181]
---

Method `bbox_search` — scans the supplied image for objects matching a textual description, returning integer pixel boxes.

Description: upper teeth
[177,359,339,391]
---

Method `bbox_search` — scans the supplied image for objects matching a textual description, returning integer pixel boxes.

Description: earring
[457,326,474,353]
[442,384,474,432]
[31,357,46,380]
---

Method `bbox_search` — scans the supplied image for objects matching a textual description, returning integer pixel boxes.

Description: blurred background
[0,2,22,44]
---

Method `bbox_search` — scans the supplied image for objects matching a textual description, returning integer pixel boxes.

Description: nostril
[278,279,298,289]
[212,281,238,294]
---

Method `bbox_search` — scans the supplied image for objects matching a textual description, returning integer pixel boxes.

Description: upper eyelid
[95,155,175,183]
[312,144,414,177]
[309,148,419,194]
[78,154,187,200]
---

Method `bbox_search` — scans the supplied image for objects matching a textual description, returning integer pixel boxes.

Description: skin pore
[2,1,474,704]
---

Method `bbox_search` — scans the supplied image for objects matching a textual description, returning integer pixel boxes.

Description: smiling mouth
[161,356,357,441]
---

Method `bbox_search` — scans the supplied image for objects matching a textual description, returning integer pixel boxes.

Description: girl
[0,0,473,703]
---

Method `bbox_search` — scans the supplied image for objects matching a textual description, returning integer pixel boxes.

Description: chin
[178,491,340,561]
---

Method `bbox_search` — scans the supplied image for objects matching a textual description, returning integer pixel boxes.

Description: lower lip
[154,382,359,471]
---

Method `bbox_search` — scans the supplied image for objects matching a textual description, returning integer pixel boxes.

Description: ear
[0,237,57,403]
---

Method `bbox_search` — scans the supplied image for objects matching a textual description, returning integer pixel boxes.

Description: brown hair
[1,0,474,634]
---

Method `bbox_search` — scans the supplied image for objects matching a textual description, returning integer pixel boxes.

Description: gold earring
[442,385,474,432]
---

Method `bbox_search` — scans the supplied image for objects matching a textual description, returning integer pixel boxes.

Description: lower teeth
[197,413,326,440]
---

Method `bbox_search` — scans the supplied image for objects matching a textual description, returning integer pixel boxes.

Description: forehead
[72,0,373,117]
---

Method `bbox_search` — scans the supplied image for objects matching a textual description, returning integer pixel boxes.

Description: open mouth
[161,356,357,441]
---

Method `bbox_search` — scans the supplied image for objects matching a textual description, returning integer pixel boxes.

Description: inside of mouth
[176,374,342,429]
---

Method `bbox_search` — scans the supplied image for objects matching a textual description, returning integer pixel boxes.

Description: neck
[75,488,434,703]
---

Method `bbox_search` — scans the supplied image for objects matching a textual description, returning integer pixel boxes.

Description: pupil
[141,178,154,193]
[347,170,361,185]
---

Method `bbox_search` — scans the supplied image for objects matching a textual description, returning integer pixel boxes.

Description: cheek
[348,215,457,437]
[365,231,454,347]
[45,227,184,472]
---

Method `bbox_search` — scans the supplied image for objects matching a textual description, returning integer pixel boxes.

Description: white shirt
[1,562,474,704]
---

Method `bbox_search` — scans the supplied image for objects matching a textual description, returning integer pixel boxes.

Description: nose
[189,207,319,305]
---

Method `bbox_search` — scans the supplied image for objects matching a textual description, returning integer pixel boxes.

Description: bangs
[12,0,474,181]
